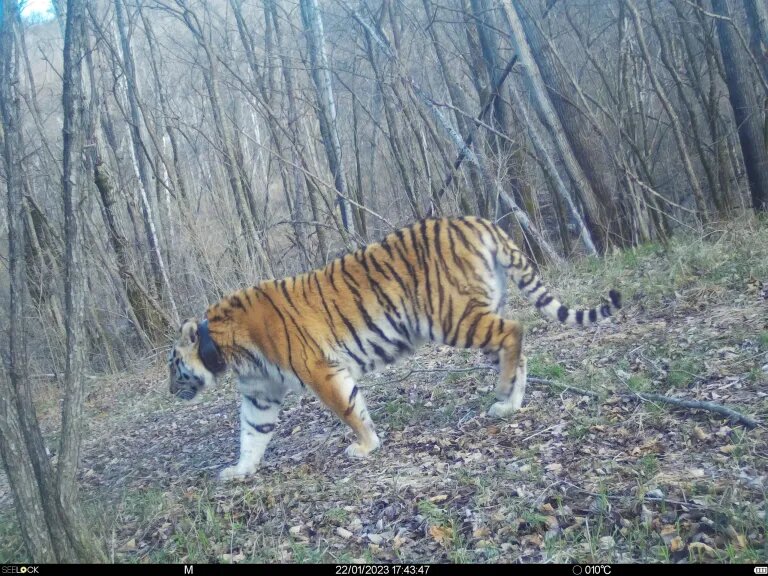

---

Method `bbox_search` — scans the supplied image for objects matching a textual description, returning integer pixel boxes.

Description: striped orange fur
[168,216,621,479]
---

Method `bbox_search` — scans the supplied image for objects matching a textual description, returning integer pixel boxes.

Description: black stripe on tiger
[279,280,296,310]
[344,385,359,416]
[333,302,367,357]
[369,341,395,364]
[245,395,272,411]
[535,292,554,308]
[464,310,489,348]
[249,421,276,434]
[258,289,300,382]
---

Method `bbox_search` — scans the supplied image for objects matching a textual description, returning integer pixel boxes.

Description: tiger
[168,216,621,480]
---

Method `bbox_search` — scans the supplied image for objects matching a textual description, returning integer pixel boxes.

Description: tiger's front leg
[219,393,282,481]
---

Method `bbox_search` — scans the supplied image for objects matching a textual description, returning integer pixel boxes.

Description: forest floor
[1,221,767,564]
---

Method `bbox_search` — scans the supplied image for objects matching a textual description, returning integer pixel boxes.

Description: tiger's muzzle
[168,350,204,401]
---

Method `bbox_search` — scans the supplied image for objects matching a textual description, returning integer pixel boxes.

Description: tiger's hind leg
[489,353,527,417]
[312,368,380,458]
[450,311,526,418]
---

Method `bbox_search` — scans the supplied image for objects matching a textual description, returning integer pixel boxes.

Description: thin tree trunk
[625,0,708,219]
[744,0,768,83]
[647,0,720,211]
[178,5,275,276]
[712,0,768,210]
[300,0,356,237]
[352,10,562,263]
[0,2,57,561]
[500,0,609,250]
[263,0,313,265]
[1,0,104,562]
[60,0,88,496]
[111,0,179,325]
[509,84,598,255]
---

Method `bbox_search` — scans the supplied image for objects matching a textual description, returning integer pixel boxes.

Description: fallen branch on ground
[384,366,759,428]
[630,391,758,429]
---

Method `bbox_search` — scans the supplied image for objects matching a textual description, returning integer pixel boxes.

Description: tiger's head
[168,319,226,401]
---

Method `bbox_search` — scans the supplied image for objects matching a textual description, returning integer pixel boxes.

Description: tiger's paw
[344,436,380,459]
[488,401,521,419]
[219,464,257,481]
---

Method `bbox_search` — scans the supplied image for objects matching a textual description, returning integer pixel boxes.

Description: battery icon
[755,568,767,574]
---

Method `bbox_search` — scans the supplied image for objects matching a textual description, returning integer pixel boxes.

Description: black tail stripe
[535,293,554,308]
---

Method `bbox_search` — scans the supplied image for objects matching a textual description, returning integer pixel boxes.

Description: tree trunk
[625,0,708,219]
[113,0,179,319]
[744,0,768,83]
[0,0,105,562]
[504,0,624,250]
[300,0,356,237]
[0,2,57,561]
[713,0,768,210]
[509,84,598,255]
[59,0,88,507]
[500,0,610,250]
[178,4,274,276]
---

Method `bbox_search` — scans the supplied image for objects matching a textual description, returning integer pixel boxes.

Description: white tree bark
[300,0,356,236]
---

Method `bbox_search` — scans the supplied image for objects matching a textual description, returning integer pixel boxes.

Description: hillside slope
[1,223,766,563]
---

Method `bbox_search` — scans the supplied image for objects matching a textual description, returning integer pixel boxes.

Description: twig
[631,391,758,429]
[561,480,724,511]
[614,368,759,428]
[528,376,601,399]
[682,0,730,21]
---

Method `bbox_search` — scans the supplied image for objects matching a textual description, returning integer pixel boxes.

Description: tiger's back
[169,217,621,480]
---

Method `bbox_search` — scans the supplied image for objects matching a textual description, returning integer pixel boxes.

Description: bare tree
[0,0,104,561]
[300,0,356,238]
[624,0,708,219]
[712,0,768,210]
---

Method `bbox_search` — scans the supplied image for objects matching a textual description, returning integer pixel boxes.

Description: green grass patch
[626,374,652,392]
[528,355,566,380]
[0,510,24,563]
[667,357,700,388]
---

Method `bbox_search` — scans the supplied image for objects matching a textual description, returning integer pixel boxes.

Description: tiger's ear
[179,319,199,346]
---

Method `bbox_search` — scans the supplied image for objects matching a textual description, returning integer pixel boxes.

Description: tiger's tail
[496,230,622,327]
